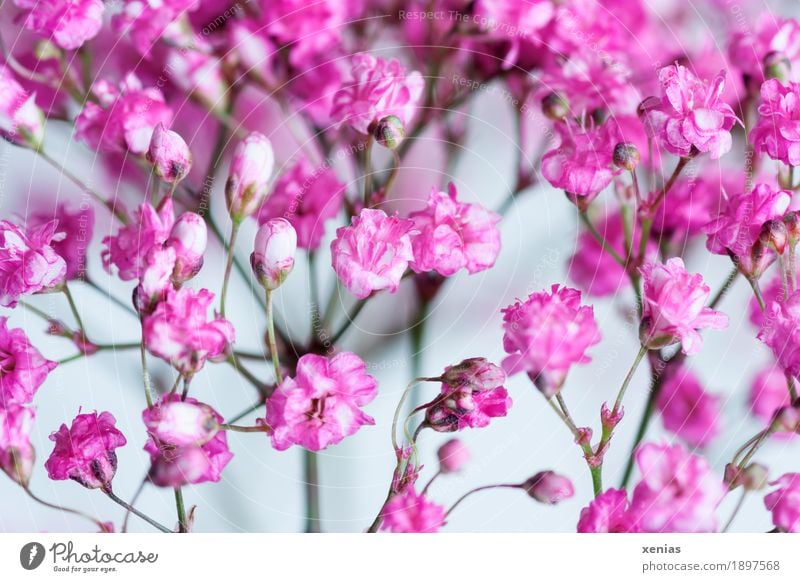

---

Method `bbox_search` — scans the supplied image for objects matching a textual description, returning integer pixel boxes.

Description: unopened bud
[441,358,506,391]
[147,123,193,183]
[541,92,569,121]
[251,218,297,290]
[725,462,769,491]
[522,471,575,504]
[771,406,800,433]
[168,212,207,285]
[613,142,641,171]
[637,96,662,118]
[374,115,405,150]
[225,133,274,222]
[437,439,470,474]
[760,219,789,254]
[764,51,791,83]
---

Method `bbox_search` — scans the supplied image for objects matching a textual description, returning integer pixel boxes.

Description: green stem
[225,400,266,425]
[304,451,321,533]
[647,157,689,213]
[62,284,87,338]
[445,484,521,518]
[612,345,648,414]
[722,489,747,533]
[580,211,626,267]
[748,276,766,311]
[220,220,241,318]
[363,135,374,208]
[24,485,105,531]
[329,299,368,346]
[219,423,269,433]
[174,488,187,533]
[710,267,739,309]
[265,289,282,384]
[104,488,172,533]
[83,277,138,317]
[139,322,154,408]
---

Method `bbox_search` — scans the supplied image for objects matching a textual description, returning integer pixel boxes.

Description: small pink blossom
[75,73,173,154]
[143,395,219,448]
[14,0,104,50]
[750,79,800,167]
[577,488,641,533]
[523,471,575,505]
[380,488,446,533]
[113,0,198,55]
[440,358,507,392]
[764,473,800,532]
[225,133,275,221]
[102,198,175,281]
[0,404,36,486]
[758,290,800,379]
[29,203,94,281]
[473,0,554,69]
[166,45,229,112]
[651,172,725,242]
[133,245,176,314]
[0,220,67,307]
[639,258,729,355]
[704,184,791,278]
[143,287,234,375]
[501,285,601,396]
[0,65,45,148]
[251,219,297,291]
[750,366,792,427]
[331,53,424,134]
[257,156,346,250]
[147,123,192,183]
[0,317,57,407]
[729,15,800,84]
[656,367,722,448]
[642,64,739,159]
[409,183,501,277]
[437,439,470,474]
[331,209,415,299]
[167,212,206,285]
[630,442,725,532]
[45,411,127,490]
[265,352,378,451]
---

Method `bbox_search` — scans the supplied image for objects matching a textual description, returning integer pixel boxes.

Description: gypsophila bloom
[501,285,601,396]
[143,398,219,448]
[133,245,176,314]
[758,290,800,379]
[409,183,501,277]
[0,404,36,486]
[523,471,575,505]
[704,184,791,278]
[577,488,641,533]
[29,203,94,281]
[251,219,297,291]
[102,198,174,281]
[750,79,800,166]
[437,439,470,474]
[630,442,725,532]
[0,219,67,308]
[656,367,722,448]
[257,157,346,250]
[331,53,424,134]
[380,488,446,533]
[143,287,234,375]
[225,132,275,222]
[729,14,800,84]
[764,473,800,532]
[14,0,104,50]
[167,212,206,285]
[750,366,793,427]
[0,65,45,148]
[642,64,739,159]
[0,317,57,407]
[639,258,729,355]
[44,411,127,490]
[75,73,172,154]
[265,352,378,451]
[331,209,415,299]
[146,123,192,183]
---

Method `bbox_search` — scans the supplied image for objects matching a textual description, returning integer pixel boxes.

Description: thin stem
[738,429,772,469]
[19,300,55,323]
[613,345,648,413]
[421,470,442,496]
[174,488,187,533]
[24,485,105,530]
[227,355,268,397]
[392,378,433,452]
[748,276,766,311]
[710,267,740,309]
[329,299,368,346]
[225,400,266,425]
[363,135,374,208]
[722,489,747,533]
[83,277,138,317]
[220,220,241,318]
[121,478,148,533]
[139,322,154,408]
[580,211,626,267]
[62,284,87,338]
[219,423,269,433]
[647,157,689,212]
[304,451,321,533]
[265,289,282,384]
[445,484,521,518]
[104,488,172,533]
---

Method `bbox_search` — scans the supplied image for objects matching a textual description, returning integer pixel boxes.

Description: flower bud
[637,96,661,118]
[759,219,789,254]
[784,211,800,240]
[147,123,192,183]
[373,115,405,150]
[168,212,207,285]
[143,400,219,447]
[771,405,800,433]
[0,66,45,149]
[441,358,506,391]
[764,51,791,83]
[600,402,624,431]
[522,471,575,504]
[251,218,297,290]
[437,438,470,474]
[225,133,274,222]
[725,462,769,491]
[541,92,569,120]
[613,142,640,171]
[0,405,36,487]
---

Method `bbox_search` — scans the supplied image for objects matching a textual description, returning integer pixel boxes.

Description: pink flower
[133,245,176,314]
[166,45,229,112]
[569,212,656,297]
[113,0,198,55]
[630,442,725,532]
[225,133,275,221]
[764,473,800,532]
[146,123,192,183]
[380,488,446,533]
[409,183,501,277]
[251,219,297,291]
[257,157,346,250]
[437,439,470,474]
[473,0,554,69]
[704,184,791,278]
[0,65,45,148]
[751,79,800,166]
[0,404,36,486]
[45,411,127,490]
[102,198,174,282]
[440,358,507,392]
[541,121,621,207]
[0,317,57,407]
[758,290,800,379]
[143,287,234,375]
[501,285,601,396]
[656,367,722,448]
[29,203,94,281]
[75,73,172,154]
[13,0,104,50]
[651,172,725,242]
[331,53,424,134]
[642,64,739,159]
[750,366,792,426]
[577,488,641,533]
[265,352,378,451]
[523,471,575,505]
[167,212,206,285]
[331,209,415,299]
[639,258,729,355]
[729,15,800,85]
[144,395,232,487]
[0,219,67,307]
